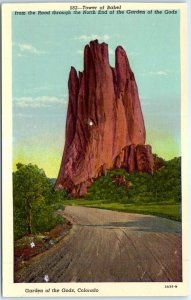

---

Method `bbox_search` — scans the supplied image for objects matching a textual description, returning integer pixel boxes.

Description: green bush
[85,157,181,205]
[32,200,63,233]
[14,208,28,239]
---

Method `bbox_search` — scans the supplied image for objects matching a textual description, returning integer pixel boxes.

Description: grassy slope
[64,199,180,221]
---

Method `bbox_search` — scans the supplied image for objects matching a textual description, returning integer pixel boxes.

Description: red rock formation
[55,40,153,197]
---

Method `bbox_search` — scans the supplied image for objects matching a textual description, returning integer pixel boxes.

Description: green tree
[13,163,64,239]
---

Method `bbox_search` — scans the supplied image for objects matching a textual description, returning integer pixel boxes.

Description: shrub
[85,157,181,205]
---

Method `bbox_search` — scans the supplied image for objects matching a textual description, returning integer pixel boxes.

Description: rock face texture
[55,40,154,197]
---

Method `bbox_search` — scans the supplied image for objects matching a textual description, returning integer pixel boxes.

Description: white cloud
[23,84,64,93]
[74,34,111,42]
[13,113,33,118]
[13,42,46,55]
[17,53,27,58]
[76,49,83,55]
[18,43,46,55]
[141,70,169,76]
[13,96,68,108]
[150,70,168,76]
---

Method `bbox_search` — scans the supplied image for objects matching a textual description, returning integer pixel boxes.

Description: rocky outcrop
[55,40,153,197]
[114,144,154,173]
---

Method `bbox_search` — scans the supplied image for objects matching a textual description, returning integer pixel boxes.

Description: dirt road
[15,206,182,282]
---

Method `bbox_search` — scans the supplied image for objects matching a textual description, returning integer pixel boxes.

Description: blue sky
[12,10,181,177]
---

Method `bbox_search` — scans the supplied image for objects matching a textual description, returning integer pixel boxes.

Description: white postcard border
[2,2,189,297]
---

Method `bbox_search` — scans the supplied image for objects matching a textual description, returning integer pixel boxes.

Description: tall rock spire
[55,40,153,197]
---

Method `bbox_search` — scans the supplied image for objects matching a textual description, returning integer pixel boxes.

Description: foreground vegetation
[13,156,181,241]
[65,157,181,221]
[13,163,65,240]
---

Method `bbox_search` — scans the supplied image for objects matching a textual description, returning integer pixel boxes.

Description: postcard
[2,2,189,297]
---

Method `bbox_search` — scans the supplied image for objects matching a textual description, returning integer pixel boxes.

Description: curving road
[15,206,182,282]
